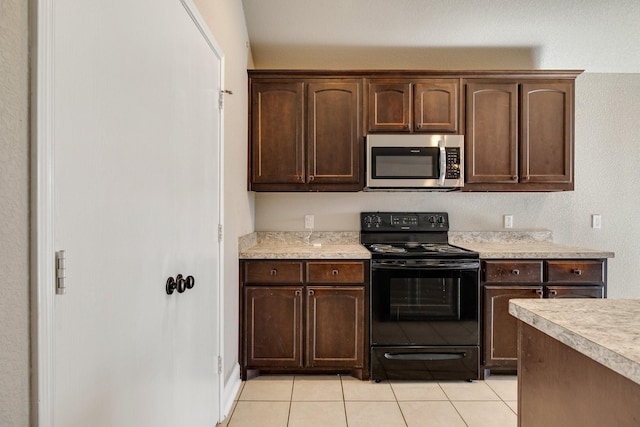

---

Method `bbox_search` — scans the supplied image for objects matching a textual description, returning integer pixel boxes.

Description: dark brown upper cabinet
[249,77,362,192]
[248,70,581,192]
[366,79,460,133]
[464,79,575,191]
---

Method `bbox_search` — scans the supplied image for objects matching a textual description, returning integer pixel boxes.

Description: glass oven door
[370,259,479,347]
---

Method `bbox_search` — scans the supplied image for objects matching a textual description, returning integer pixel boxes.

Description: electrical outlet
[592,214,602,229]
[503,214,513,229]
[305,214,314,230]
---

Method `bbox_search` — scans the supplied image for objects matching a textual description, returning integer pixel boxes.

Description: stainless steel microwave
[365,134,464,190]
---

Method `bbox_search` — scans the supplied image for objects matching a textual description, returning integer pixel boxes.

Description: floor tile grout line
[227,376,518,426]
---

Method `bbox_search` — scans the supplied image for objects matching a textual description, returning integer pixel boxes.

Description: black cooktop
[360,212,478,259]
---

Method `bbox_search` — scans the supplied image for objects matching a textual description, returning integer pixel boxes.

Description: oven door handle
[384,352,466,361]
[372,260,480,270]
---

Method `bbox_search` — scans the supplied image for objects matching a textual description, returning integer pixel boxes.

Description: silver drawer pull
[270,269,277,276]
[512,269,520,275]
[548,289,558,297]
[573,269,582,275]
[308,290,315,296]
[332,269,339,276]
[294,290,301,296]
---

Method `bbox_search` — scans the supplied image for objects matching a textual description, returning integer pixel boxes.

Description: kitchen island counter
[509,298,640,426]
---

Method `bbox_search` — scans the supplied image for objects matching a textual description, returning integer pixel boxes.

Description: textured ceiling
[241,0,640,72]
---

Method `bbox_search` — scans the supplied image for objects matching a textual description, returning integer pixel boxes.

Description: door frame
[31,0,226,425]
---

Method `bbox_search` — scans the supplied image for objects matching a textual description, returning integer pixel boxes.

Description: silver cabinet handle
[573,269,582,275]
[512,269,520,275]
[294,290,302,296]
[308,290,315,296]
[548,289,558,297]
[438,139,446,186]
[332,269,339,276]
[270,269,277,276]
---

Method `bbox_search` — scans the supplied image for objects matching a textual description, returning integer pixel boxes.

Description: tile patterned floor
[217,374,517,427]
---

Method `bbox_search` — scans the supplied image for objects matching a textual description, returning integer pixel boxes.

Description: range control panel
[361,212,450,231]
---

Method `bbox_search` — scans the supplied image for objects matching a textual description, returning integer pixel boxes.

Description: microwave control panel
[445,148,461,179]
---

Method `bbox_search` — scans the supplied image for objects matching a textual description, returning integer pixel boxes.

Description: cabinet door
[483,285,543,369]
[244,286,303,368]
[521,81,573,185]
[250,82,304,185]
[367,81,412,132]
[306,286,365,368]
[465,82,519,185]
[414,79,459,133]
[546,285,604,299]
[307,81,362,186]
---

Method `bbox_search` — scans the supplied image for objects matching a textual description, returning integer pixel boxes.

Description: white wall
[0,0,30,425]
[192,0,255,402]
[255,74,640,299]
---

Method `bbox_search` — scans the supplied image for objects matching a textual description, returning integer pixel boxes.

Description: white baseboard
[221,364,242,420]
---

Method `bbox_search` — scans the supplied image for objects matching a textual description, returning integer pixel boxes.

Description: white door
[48,0,222,425]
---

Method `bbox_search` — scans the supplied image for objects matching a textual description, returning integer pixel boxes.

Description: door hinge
[218,356,222,374]
[218,224,223,242]
[219,89,232,110]
[55,250,67,295]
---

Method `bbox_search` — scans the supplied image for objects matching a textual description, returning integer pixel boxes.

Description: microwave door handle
[438,140,446,185]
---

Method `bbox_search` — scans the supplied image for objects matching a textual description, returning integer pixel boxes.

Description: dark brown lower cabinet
[483,286,542,372]
[481,259,606,376]
[244,286,303,369]
[307,287,364,368]
[240,260,368,380]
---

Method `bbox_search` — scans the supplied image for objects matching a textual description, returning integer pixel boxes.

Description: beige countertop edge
[239,244,372,260]
[454,242,614,259]
[509,299,640,386]
[239,242,614,259]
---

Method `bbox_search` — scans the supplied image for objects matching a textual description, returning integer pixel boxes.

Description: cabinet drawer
[306,262,365,284]
[244,261,303,284]
[546,285,604,299]
[546,260,604,284]
[483,261,543,283]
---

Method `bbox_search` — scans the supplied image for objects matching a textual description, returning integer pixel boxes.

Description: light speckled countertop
[239,231,370,259]
[239,230,614,260]
[509,299,640,385]
[449,230,614,259]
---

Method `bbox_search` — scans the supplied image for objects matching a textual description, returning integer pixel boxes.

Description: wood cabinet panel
[546,285,605,299]
[244,286,303,368]
[306,261,365,284]
[366,78,459,133]
[482,258,607,374]
[483,260,543,283]
[518,322,640,427]
[306,287,365,368]
[464,79,575,191]
[307,81,361,185]
[546,260,604,284]
[240,259,369,379]
[244,261,304,284]
[250,82,304,184]
[521,81,573,184]
[367,81,411,131]
[483,285,543,368]
[465,82,519,184]
[413,79,459,133]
